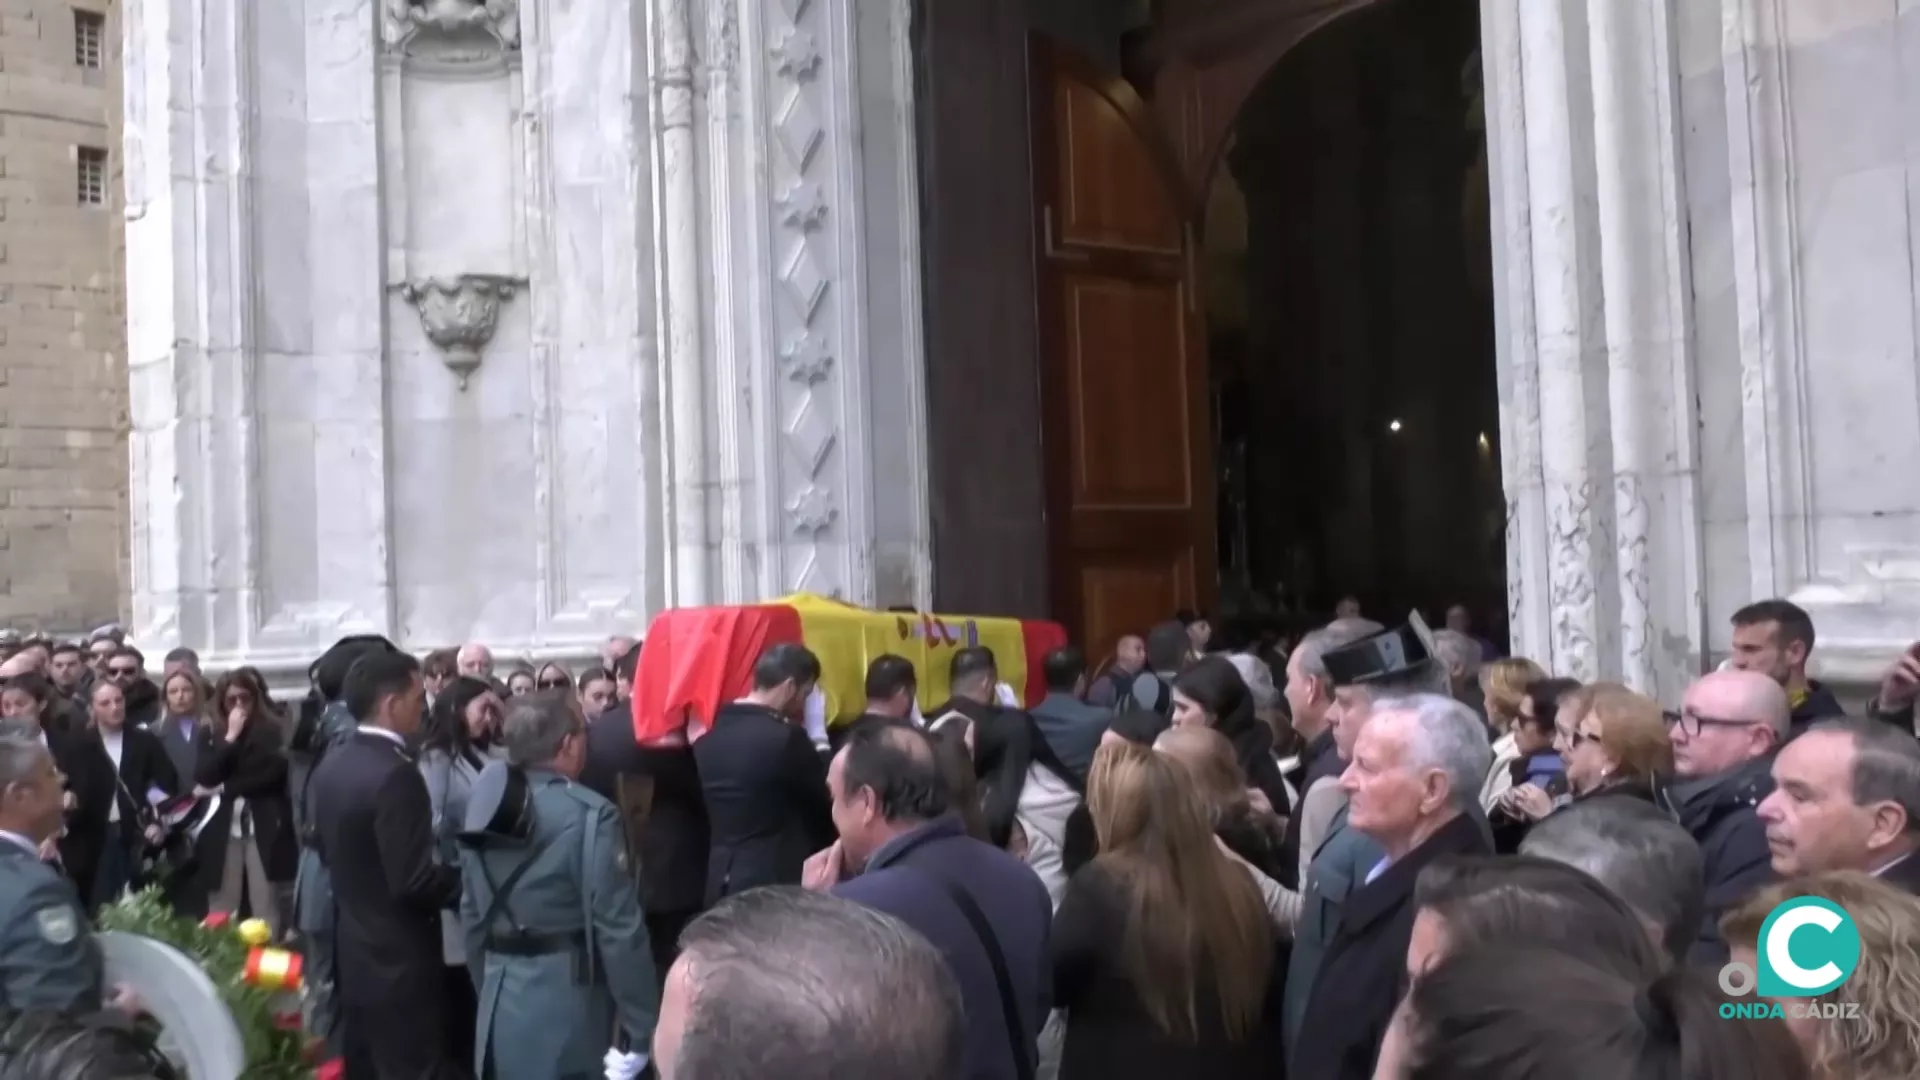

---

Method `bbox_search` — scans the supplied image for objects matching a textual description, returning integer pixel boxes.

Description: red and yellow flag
[632,594,1067,742]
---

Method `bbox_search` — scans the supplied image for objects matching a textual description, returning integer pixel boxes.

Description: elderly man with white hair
[1282,619,1448,1057]
[456,642,494,680]
[1292,693,1492,1080]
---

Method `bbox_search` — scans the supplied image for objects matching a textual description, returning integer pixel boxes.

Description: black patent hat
[461,761,536,843]
[1320,611,1438,688]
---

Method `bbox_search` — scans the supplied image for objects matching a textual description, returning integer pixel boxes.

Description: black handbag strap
[918,870,1035,1080]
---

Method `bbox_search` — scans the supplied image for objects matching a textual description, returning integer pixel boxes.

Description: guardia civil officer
[0,732,133,1015]
[460,689,658,1080]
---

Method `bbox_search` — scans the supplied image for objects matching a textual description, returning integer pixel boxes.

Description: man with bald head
[1668,669,1790,963]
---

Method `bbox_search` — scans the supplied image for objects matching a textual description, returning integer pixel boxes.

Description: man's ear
[1866,801,1910,852]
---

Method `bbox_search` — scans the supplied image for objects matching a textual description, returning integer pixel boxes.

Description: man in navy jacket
[805,721,1051,1080]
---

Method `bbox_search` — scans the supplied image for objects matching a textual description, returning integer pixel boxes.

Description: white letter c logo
[1767,905,1843,991]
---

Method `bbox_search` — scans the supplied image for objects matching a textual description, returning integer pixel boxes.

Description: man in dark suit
[1294,693,1493,1080]
[812,721,1051,1080]
[308,650,462,1078]
[580,641,709,982]
[693,644,834,904]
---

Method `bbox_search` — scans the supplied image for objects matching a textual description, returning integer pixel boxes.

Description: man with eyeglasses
[1664,669,1789,965]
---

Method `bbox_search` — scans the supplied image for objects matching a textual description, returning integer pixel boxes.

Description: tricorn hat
[461,761,536,844]
[1320,611,1439,688]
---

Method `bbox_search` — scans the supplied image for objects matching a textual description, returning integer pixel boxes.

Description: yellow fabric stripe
[783,594,1031,727]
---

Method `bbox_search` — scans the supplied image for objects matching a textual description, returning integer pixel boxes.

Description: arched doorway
[1031,0,1502,658]
[1205,0,1501,623]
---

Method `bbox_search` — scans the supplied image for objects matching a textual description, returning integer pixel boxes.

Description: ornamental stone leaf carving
[399,274,521,390]
[384,0,520,53]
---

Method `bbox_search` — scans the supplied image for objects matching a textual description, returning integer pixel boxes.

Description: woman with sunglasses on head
[194,668,298,932]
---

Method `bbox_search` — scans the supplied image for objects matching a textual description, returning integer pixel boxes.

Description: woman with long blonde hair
[1051,741,1280,1078]
[1722,872,1920,1080]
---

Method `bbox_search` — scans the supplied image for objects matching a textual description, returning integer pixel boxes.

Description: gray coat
[1028,693,1110,782]
[419,748,482,965]
[460,770,658,1079]
[1282,796,1381,1053]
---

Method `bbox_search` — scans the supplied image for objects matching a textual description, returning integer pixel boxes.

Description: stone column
[125,0,398,673]
[1584,0,1704,701]
[1482,0,1703,692]
[694,0,917,607]
[1484,0,1618,682]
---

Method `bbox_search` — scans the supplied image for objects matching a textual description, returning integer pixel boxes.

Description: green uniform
[460,770,658,1080]
[0,835,102,1012]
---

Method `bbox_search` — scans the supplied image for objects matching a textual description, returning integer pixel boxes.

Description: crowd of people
[0,595,1916,1078]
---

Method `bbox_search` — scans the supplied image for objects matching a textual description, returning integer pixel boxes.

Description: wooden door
[1031,38,1215,664]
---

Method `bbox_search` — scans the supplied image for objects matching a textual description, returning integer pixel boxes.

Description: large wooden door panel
[1032,38,1215,663]
[1062,275,1193,510]
[1052,75,1185,254]
[1081,556,1196,668]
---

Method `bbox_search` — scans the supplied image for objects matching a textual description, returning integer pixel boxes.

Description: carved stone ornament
[787,486,838,537]
[399,275,520,389]
[780,332,833,385]
[777,181,827,232]
[384,0,520,52]
[770,28,822,80]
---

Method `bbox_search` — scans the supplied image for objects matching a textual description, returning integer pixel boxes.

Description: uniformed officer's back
[460,690,658,1080]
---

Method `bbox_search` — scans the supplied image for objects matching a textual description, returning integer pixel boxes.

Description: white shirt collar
[1872,851,1915,878]
[356,725,407,748]
[0,830,39,857]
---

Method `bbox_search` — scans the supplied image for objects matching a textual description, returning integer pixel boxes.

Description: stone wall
[0,0,127,631]
[1678,3,1920,684]
[122,0,931,682]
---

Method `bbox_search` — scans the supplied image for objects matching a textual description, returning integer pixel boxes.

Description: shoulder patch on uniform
[35,906,77,946]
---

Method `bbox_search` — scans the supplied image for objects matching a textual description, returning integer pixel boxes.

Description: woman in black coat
[195,668,297,931]
[1171,656,1291,818]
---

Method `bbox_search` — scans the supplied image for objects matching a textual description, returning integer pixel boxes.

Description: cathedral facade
[119,0,1920,699]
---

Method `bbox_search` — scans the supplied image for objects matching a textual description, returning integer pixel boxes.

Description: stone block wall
[0,0,126,631]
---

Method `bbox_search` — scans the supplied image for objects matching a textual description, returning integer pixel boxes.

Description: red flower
[315,1059,345,1080]
[200,911,231,930]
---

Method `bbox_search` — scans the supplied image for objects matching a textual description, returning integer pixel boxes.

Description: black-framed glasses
[1662,709,1765,738]
[106,666,139,679]
[537,677,570,691]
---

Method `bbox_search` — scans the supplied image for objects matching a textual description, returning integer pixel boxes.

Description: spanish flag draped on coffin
[631,594,1069,742]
